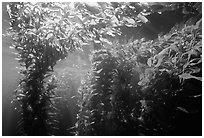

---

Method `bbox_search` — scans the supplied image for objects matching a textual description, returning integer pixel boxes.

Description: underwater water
[2,3,19,135]
[2,2,201,136]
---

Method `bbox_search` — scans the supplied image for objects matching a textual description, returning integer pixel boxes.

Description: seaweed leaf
[179,73,202,81]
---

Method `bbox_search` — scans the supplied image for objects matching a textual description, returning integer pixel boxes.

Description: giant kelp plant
[7,3,69,135]
[76,49,143,135]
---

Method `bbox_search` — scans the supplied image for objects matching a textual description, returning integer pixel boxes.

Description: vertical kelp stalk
[7,3,68,135]
[76,50,118,136]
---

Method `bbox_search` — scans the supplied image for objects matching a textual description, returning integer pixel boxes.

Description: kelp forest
[2,2,202,136]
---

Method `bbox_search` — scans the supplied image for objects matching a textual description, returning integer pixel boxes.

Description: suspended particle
[27,105,33,111]
[17,97,21,100]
